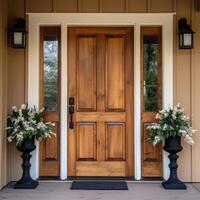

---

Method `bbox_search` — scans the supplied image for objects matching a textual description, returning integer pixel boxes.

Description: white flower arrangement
[6,104,55,146]
[147,103,196,146]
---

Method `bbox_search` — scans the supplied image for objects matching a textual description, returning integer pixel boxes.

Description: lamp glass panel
[14,32,23,45]
[183,33,192,46]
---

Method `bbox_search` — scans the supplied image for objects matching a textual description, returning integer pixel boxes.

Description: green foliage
[44,40,58,111]
[143,44,159,112]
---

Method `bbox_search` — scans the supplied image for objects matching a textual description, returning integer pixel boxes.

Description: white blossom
[21,104,27,110]
[6,104,55,146]
[39,107,45,113]
[147,103,195,146]
[7,136,13,142]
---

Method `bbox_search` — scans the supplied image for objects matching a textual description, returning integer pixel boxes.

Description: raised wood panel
[54,0,78,12]
[76,123,97,161]
[142,123,162,177]
[42,123,59,161]
[102,0,125,13]
[79,0,99,12]
[76,161,126,176]
[40,121,60,176]
[150,0,173,13]
[128,0,147,13]
[142,124,161,161]
[106,123,126,161]
[77,36,97,111]
[26,0,53,12]
[106,36,125,111]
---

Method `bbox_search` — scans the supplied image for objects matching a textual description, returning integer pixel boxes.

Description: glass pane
[43,36,59,111]
[183,33,192,46]
[143,35,159,112]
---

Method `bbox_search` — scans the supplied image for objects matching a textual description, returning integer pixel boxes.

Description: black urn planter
[15,139,38,189]
[162,136,187,190]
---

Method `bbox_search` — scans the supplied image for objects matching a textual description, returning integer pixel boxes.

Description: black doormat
[71,181,128,190]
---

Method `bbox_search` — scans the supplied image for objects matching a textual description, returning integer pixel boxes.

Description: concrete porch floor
[0,182,200,200]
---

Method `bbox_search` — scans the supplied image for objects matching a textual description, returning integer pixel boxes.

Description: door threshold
[67,176,135,181]
[38,176,163,183]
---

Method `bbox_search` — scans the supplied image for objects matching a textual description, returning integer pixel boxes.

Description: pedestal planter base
[15,139,38,189]
[15,180,38,189]
[162,180,187,190]
[162,136,187,190]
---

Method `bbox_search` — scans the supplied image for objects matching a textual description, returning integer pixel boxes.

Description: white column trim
[134,24,141,180]
[60,24,68,180]
[27,13,174,180]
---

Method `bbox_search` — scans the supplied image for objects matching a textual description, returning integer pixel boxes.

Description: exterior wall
[0,0,7,189]
[6,0,200,182]
[191,0,200,182]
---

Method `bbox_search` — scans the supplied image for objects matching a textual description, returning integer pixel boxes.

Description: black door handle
[69,106,74,129]
[69,97,75,129]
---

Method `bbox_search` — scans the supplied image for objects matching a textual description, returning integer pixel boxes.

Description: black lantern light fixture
[10,18,27,48]
[178,18,195,49]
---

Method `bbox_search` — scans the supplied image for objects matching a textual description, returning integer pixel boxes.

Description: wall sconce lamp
[10,18,27,48]
[178,18,195,49]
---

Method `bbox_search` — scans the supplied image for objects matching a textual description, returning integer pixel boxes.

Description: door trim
[27,13,174,180]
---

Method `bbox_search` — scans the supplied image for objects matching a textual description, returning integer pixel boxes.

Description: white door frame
[27,13,174,180]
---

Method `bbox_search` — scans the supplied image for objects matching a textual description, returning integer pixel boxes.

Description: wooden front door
[68,27,134,177]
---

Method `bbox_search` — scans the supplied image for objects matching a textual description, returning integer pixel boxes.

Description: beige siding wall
[0,0,7,189]
[6,0,200,182]
[191,0,200,182]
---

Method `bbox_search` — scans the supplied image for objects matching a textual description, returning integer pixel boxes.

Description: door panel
[42,123,59,161]
[76,123,97,161]
[105,123,126,161]
[68,27,134,177]
[105,36,125,111]
[39,27,60,177]
[141,27,162,177]
[77,36,97,111]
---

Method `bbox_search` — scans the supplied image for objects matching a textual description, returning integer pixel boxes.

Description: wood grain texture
[142,123,162,176]
[76,123,97,161]
[75,112,126,122]
[77,36,97,111]
[105,36,125,112]
[141,26,162,177]
[39,27,60,177]
[105,123,126,161]
[76,161,126,176]
[68,27,134,176]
